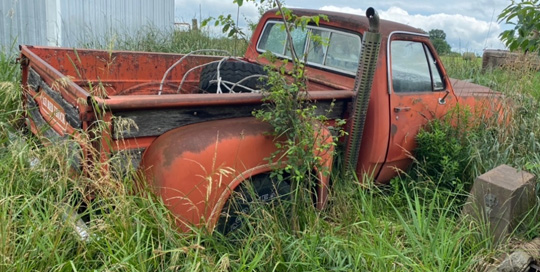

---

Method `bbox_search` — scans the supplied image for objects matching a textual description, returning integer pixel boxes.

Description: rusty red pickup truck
[19,8,497,233]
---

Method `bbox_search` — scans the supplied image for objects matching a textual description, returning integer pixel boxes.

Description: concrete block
[494,250,533,272]
[463,165,537,243]
[482,49,540,71]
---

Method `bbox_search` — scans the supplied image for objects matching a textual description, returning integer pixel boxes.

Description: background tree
[429,29,451,55]
[498,0,540,53]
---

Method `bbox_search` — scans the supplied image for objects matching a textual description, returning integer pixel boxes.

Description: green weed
[80,26,248,55]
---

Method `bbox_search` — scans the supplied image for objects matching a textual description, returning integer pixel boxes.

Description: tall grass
[79,25,248,55]
[0,36,538,270]
[429,55,540,235]
[441,55,540,178]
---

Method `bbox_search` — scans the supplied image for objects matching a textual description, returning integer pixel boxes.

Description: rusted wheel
[216,173,290,235]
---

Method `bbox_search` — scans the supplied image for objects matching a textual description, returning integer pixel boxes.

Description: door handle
[394,107,411,113]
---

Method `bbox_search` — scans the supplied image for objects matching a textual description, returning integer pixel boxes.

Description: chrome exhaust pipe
[366,7,380,33]
[343,7,382,175]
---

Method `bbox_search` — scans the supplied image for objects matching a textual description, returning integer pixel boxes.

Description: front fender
[139,117,333,232]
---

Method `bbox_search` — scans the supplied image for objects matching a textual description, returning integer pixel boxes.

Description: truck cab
[245,9,458,183]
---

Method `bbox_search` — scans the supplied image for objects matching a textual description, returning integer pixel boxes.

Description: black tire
[216,174,290,235]
[198,61,267,93]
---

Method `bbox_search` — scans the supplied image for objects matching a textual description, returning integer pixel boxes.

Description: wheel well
[209,166,328,232]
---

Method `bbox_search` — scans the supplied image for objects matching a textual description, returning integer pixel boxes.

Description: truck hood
[450,78,500,98]
[450,78,503,119]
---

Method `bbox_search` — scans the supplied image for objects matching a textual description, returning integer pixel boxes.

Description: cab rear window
[257,21,362,75]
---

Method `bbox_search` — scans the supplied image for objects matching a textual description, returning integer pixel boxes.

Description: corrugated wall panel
[60,0,174,47]
[1,0,174,50]
[1,0,48,51]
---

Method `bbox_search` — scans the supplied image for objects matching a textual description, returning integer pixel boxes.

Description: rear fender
[139,117,333,232]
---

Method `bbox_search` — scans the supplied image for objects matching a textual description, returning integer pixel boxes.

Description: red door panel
[377,36,456,182]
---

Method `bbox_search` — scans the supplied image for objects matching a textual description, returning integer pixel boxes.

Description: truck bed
[22,46,225,97]
[20,45,353,168]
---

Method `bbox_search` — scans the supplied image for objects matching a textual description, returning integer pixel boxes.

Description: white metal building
[1,0,174,50]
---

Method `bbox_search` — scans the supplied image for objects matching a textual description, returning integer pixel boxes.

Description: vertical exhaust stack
[343,7,382,175]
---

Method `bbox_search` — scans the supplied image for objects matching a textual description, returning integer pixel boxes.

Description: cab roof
[261,8,426,37]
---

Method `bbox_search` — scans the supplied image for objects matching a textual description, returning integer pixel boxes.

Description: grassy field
[0,32,539,271]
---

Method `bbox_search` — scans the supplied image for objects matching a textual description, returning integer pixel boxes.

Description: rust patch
[390,124,398,136]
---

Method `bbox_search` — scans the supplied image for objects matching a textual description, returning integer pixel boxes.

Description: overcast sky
[174,0,511,54]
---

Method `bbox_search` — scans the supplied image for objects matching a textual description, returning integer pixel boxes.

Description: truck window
[306,29,330,65]
[326,32,362,72]
[391,40,445,93]
[257,21,362,74]
[285,27,308,58]
[258,22,287,55]
[426,48,445,91]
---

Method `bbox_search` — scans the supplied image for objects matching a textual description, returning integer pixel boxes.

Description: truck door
[378,33,454,181]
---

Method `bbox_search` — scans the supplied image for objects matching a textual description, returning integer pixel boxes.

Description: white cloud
[175,0,259,24]
[318,6,365,16]
[320,5,505,54]
[314,0,508,23]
